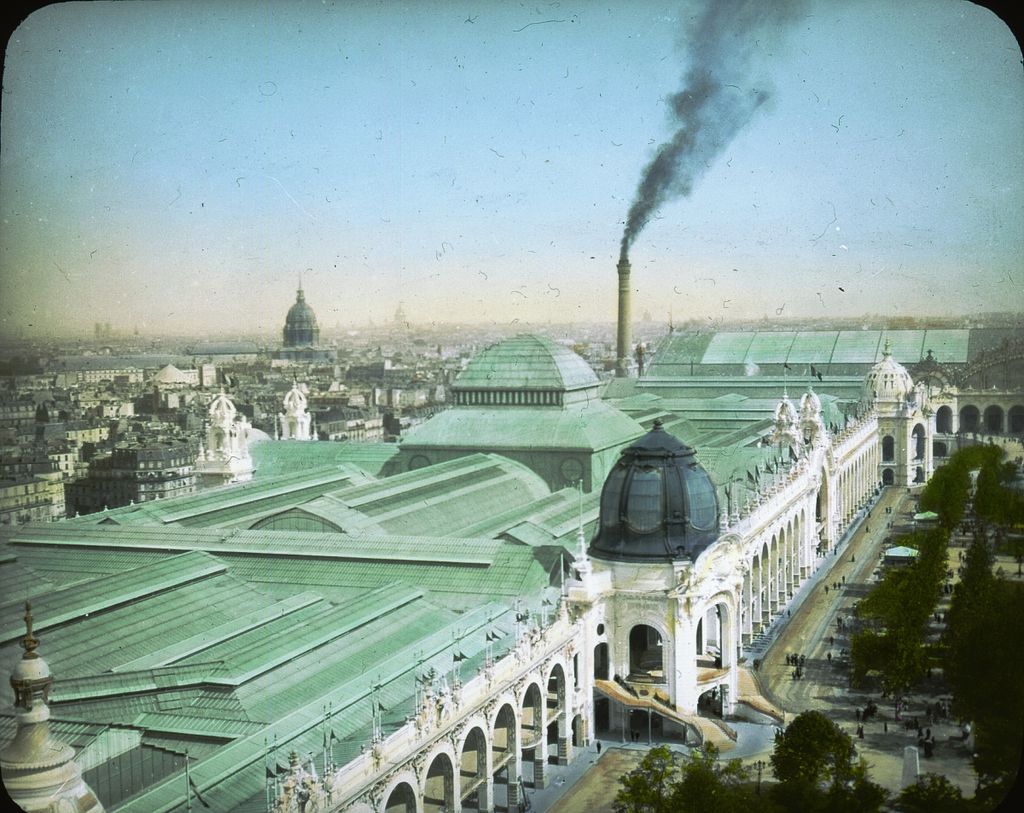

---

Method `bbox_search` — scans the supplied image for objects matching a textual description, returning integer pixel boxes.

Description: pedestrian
[825,585,829,595]
[596,740,601,754]
[827,652,832,663]
[852,554,855,562]
[842,575,846,585]
[856,707,861,721]
[884,722,888,733]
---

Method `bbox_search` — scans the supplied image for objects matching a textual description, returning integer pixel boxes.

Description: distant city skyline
[1,0,1021,339]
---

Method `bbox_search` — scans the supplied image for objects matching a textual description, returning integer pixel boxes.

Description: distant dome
[152,364,192,385]
[864,340,914,401]
[590,420,719,562]
[454,335,599,393]
[283,287,320,348]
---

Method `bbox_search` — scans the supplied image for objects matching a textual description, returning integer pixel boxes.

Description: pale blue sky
[1,0,1021,337]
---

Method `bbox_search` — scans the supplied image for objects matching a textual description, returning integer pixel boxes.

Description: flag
[746,471,757,485]
[189,776,211,808]
[515,610,529,622]
[789,445,798,461]
[266,766,276,779]
[816,370,823,382]
[377,699,388,713]
[486,630,501,642]
[783,363,792,371]
[453,651,467,662]
[810,365,818,379]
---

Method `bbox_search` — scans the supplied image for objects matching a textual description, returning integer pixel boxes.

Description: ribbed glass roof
[701,332,755,364]
[744,332,797,363]
[832,330,882,362]
[454,334,599,391]
[921,329,969,363]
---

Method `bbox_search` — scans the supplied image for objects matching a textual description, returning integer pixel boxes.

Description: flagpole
[264,738,271,813]
[185,750,192,813]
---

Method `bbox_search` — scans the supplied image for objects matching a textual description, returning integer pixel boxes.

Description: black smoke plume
[620,0,805,262]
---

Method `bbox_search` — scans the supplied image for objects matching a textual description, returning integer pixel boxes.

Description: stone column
[558,732,571,766]
[477,775,493,813]
[506,770,521,813]
[533,750,547,789]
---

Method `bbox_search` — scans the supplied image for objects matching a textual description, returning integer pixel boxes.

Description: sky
[0,0,1021,338]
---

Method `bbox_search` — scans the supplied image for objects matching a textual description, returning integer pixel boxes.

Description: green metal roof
[454,334,599,391]
[250,441,399,479]
[400,400,644,452]
[114,593,324,672]
[0,551,225,645]
[67,464,370,528]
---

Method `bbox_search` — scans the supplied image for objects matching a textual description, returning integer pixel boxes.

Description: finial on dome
[882,337,892,357]
[652,417,664,431]
[21,601,39,660]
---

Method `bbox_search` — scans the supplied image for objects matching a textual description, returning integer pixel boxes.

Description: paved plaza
[536,485,994,812]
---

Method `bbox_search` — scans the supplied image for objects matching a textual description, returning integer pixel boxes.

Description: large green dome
[454,334,599,393]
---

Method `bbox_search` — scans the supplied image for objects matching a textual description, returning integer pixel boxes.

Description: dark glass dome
[590,419,719,562]
[283,287,320,347]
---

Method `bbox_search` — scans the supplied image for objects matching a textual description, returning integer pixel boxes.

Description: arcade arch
[1011,405,1024,434]
[936,405,953,433]
[423,752,455,813]
[912,424,926,461]
[960,405,980,433]
[459,726,488,812]
[628,625,664,681]
[984,405,1004,433]
[385,781,419,813]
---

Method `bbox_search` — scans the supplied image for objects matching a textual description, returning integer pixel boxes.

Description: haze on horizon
[1,0,1021,340]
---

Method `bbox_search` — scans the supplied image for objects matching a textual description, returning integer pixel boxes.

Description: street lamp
[754,760,766,794]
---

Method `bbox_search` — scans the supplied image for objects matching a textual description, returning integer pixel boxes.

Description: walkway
[746,486,978,795]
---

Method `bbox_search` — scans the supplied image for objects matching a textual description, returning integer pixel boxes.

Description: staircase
[594,679,737,749]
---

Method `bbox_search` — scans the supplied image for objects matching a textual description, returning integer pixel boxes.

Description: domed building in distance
[272,283,337,365]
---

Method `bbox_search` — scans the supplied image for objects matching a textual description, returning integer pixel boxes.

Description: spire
[21,601,39,660]
[882,337,892,358]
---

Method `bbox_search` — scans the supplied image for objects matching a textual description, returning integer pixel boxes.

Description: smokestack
[616,257,632,377]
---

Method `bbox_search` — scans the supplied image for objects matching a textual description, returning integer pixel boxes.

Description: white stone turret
[799,387,828,447]
[279,381,312,441]
[197,389,254,485]
[769,390,802,451]
[0,603,105,813]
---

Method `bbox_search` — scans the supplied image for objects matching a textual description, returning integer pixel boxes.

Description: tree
[670,743,766,813]
[613,745,678,813]
[770,711,856,789]
[614,744,778,813]
[894,773,966,813]
[770,712,886,812]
